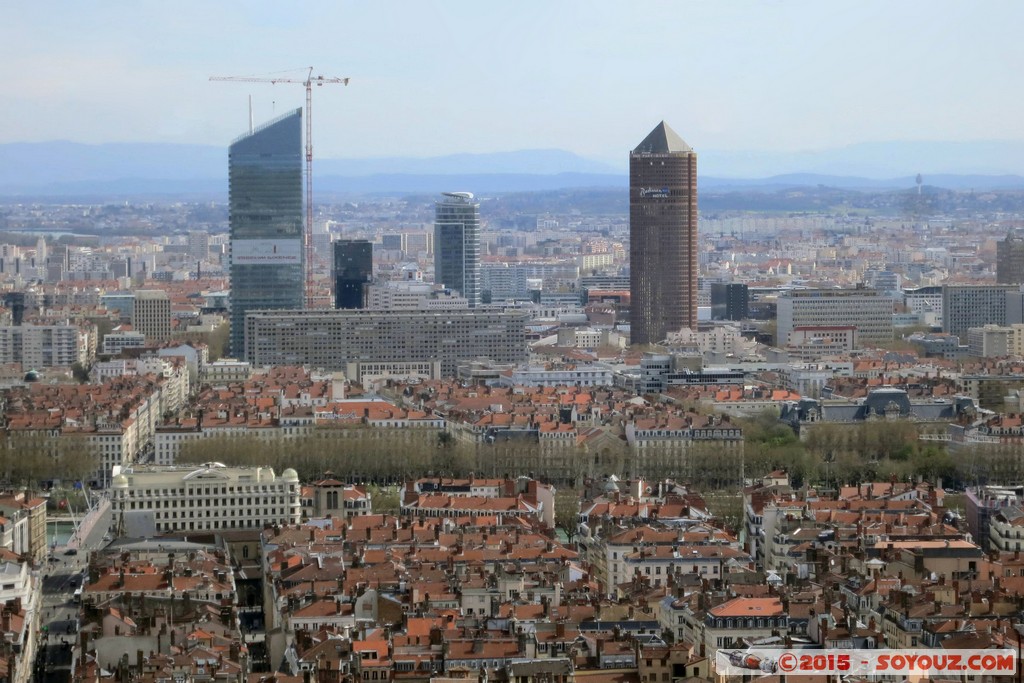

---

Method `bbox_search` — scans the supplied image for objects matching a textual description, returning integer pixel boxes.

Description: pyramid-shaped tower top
[633,120,692,154]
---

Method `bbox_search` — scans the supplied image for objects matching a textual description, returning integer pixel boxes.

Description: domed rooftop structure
[23,370,40,383]
[282,468,299,482]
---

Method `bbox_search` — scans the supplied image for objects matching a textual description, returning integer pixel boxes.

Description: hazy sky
[4,1,1023,164]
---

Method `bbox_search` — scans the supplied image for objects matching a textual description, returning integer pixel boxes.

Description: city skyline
[3,1,1023,169]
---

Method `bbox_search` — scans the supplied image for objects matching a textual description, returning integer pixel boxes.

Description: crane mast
[210,68,350,308]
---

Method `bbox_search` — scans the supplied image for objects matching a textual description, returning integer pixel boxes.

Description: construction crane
[210,67,351,308]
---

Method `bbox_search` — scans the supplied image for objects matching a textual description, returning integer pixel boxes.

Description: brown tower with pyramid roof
[629,121,698,345]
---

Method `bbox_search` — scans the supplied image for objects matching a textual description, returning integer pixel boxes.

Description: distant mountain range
[700,140,1024,178]
[2,140,1024,199]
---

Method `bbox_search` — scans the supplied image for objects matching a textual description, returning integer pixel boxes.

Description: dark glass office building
[629,121,698,345]
[710,283,749,321]
[997,231,1024,285]
[333,239,373,309]
[228,109,304,357]
[434,192,480,307]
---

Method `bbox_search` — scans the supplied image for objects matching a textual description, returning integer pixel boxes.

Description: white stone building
[110,462,301,534]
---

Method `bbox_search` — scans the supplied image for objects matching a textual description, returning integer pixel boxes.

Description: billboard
[231,239,302,266]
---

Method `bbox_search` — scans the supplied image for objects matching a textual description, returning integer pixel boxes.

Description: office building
[333,239,373,309]
[776,288,893,347]
[863,269,902,298]
[710,283,749,321]
[787,326,857,361]
[1009,291,1024,325]
[187,231,210,263]
[629,121,698,345]
[997,231,1024,284]
[904,286,943,314]
[132,290,171,342]
[110,463,301,534]
[402,231,433,256]
[942,284,1016,339]
[101,293,136,321]
[434,192,480,307]
[365,282,468,310]
[228,109,304,356]
[481,263,531,302]
[966,324,1024,358]
[637,353,745,394]
[102,330,146,355]
[244,308,527,376]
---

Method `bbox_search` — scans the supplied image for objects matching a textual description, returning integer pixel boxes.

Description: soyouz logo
[716,649,1017,676]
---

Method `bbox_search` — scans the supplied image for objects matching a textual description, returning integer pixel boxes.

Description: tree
[71,362,90,384]
[0,431,94,490]
[206,322,230,362]
[368,485,400,515]
[704,492,744,534]
[554,489,580,544]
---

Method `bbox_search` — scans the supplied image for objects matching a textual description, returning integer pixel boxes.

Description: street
[33,501,112,683]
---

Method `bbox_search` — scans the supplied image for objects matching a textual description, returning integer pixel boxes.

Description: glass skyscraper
[433,192,480,307]
[228,108,304,357]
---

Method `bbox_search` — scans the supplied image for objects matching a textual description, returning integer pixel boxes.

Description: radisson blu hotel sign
[231,239,302,266]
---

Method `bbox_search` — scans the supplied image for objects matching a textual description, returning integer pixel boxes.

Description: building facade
[110,462,301,534]
[965,324,1024,358]
[629,121,698,345]
[942,284,1016,340]
[131,290,171,342]
[333,239,373,309]
[245,308,527,376]
[786,325,857,360]
[776,288,893,347]
[0,323,91,368]
[228,109,305,356]
[187,231,210,263]
[365,282,468,310]
[997,231,1024,284]
[102,330,145,356]
[434,192,481,307]
[966,485,1024,551]
[710,283,748,321]
[481,263,531,302]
